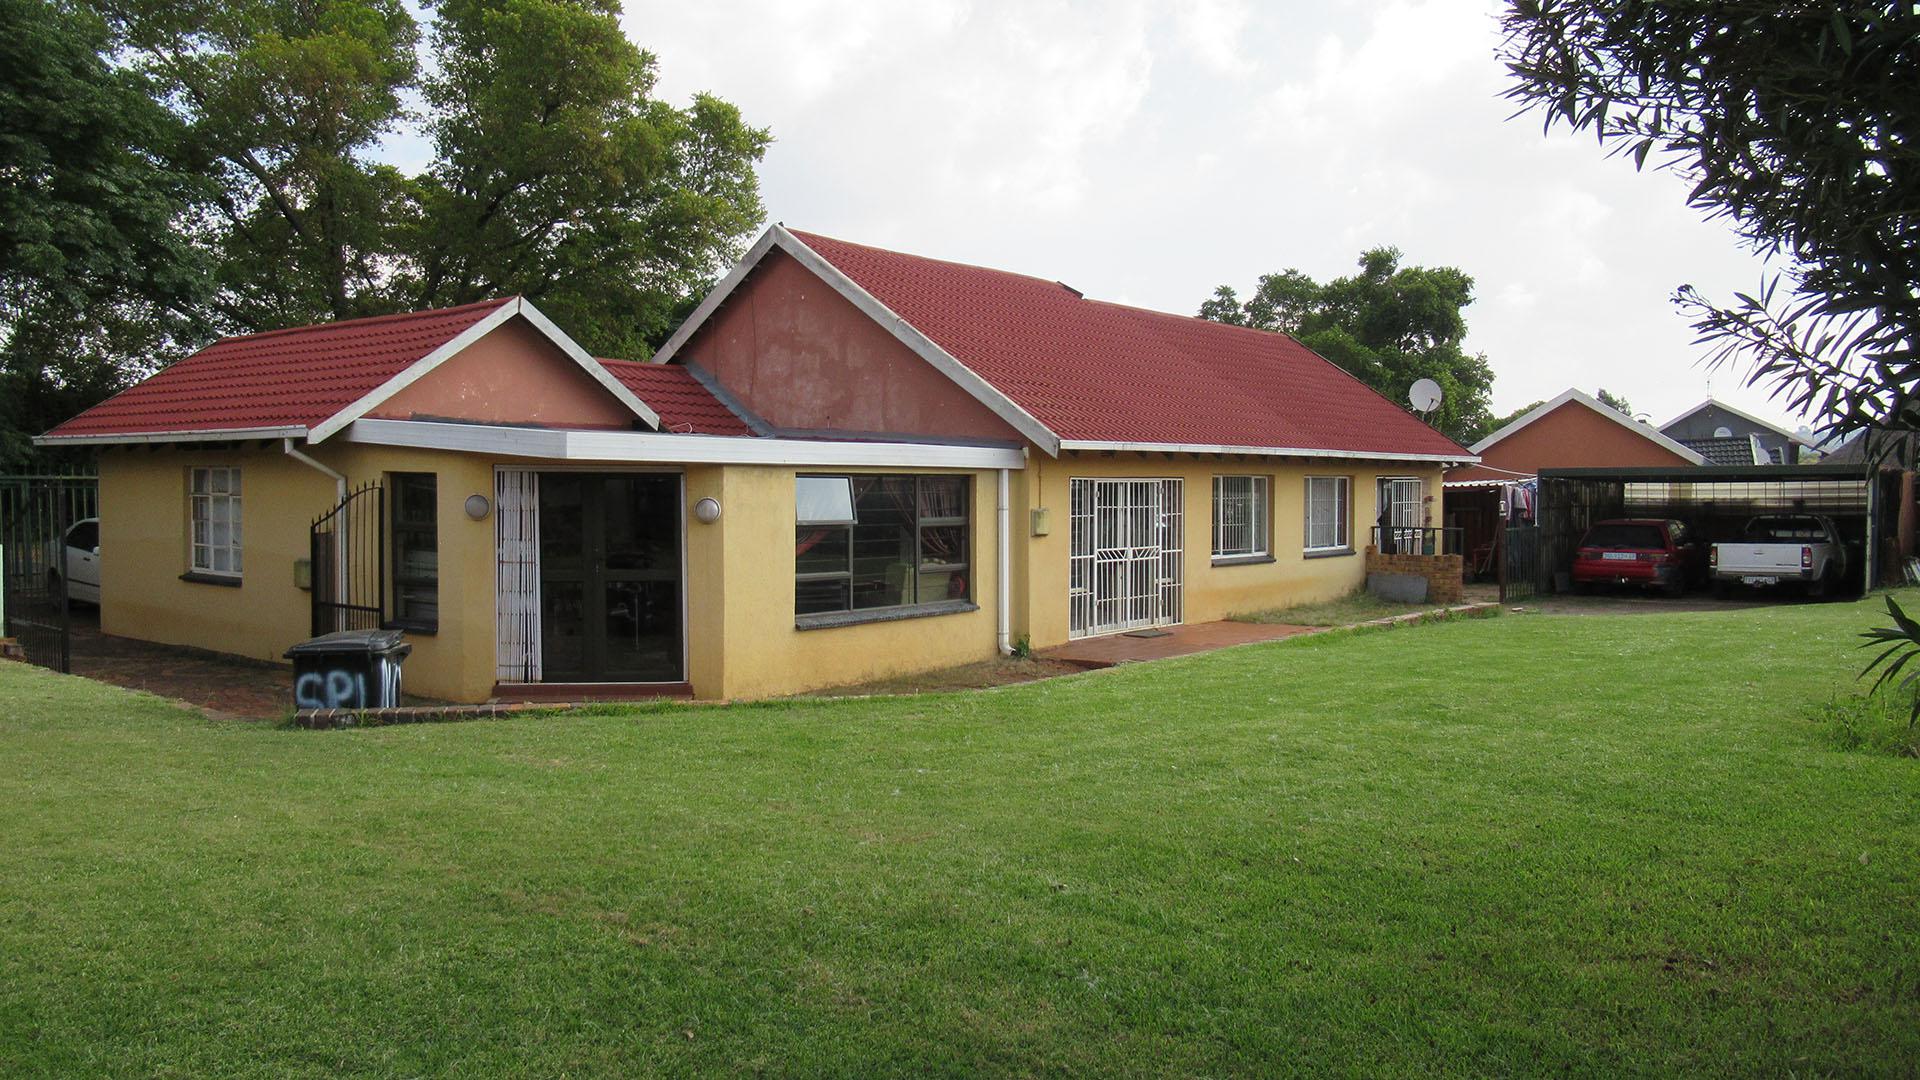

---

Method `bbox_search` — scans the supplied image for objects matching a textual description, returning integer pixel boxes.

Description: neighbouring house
[1659,397,1816,465]
[38,225,1474,702]
[1444,388,1705,575]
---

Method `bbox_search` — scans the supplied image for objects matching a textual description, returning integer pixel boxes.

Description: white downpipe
[282,438,347,503]
[285,439,349,622]
[997,467,1012,655]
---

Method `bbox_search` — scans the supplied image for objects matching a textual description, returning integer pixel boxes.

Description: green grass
[3,595,1919,1076]
[1235,587,1461,626]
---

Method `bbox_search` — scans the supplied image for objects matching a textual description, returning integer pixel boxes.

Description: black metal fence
[1,472,99,673]
[1500,525,1541,604]
[311,481,384,636]
[1370,525,1464,556]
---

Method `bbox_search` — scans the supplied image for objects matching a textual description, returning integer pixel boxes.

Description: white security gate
[495,468,542,683]
[1069,478,1183,639]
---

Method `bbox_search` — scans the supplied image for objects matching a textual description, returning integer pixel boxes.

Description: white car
[1710,514,1849,598]
[53,518,100,605]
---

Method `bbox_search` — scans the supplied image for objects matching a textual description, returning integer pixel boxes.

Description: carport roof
[1539,463,1876,482]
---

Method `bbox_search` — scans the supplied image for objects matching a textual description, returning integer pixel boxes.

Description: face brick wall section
[1364,547,1465,604]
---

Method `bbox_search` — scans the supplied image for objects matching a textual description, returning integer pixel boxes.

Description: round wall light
[693,497,722,524]
[464,494,492,521]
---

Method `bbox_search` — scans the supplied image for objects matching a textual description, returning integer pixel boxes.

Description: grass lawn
[3,596,1919,1076]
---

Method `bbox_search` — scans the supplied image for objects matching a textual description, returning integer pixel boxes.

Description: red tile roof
[788,230,1469,459]
[600,360,753,436]
[43,300,516,439]
[42,298,750,441]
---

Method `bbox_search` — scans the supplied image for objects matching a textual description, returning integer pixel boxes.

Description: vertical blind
[495,469,542,683]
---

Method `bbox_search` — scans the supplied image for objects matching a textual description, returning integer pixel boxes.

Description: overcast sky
[617,0,1807,433]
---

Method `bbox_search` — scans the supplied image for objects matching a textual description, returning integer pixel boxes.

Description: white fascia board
[1656,397,1716,434]
[1661,396,1810,446]
[515,298,661,429]
[1443,476,1532,489]
[33,425,309,447]
[307,298,660,443]
[1056,439,1479,466]
[1469,387,1707,465]
[341,418,1028,470]
[648,228,781,367]
[651,225,1064,456]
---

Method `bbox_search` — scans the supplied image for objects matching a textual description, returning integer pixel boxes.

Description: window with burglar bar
[1211,475,1269,558]
[189,466,243,576]
[1304,475,1350,553]
[1379,476,1423,527]
[795,475,971,616]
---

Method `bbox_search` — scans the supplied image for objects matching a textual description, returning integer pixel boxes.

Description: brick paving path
[62,610,294,721]
[1041,620,1321,668]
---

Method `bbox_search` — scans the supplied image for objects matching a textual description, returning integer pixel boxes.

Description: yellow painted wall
[1012,453,1445,649]
[98,446,1003,703]
[98,441,1439,705]
[99,442,500,704]
[99,445,335,667]
[698,465,1002,699]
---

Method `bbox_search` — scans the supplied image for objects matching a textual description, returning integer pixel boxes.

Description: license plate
[1601,552,1636,561]
[1741,575,1778,586]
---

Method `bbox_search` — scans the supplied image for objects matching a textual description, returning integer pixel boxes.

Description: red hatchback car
[1571,518,1705,597]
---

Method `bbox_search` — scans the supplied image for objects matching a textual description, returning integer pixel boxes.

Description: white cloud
[1172,0,1256,77]
[621,0,1798,430]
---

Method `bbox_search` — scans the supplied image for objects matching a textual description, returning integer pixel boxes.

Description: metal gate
[1,474,98,673]
[1069,477,1184,638]
[311,481,384,635]
[1499,525,1540,604]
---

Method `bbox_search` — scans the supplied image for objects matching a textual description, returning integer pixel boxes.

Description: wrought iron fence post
[54,481,70,674]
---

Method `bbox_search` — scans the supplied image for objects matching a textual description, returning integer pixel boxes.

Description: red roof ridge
[796,229,1311,344]
[209,296,518,346]
[786,229,1077,295]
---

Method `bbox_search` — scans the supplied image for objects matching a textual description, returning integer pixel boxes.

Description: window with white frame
[1211,475,1270,559]
[189,467,243,576]
[1304,475,1350,553]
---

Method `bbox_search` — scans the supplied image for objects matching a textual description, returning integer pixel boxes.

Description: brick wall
[1364,546,1465,604]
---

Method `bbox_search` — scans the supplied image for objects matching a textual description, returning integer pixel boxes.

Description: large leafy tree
[1,0,767,462]
[104,0,421,328]
[1499,1,1920,449]
[404,0,768,360]
[104,0,768,345]
[0,0,212,468]
[1200,248,1497,443]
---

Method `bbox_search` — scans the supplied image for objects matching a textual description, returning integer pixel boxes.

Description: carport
[1533,463,1906,596]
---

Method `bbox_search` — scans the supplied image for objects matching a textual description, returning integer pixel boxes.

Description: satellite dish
[1713,426,1734,438]
[1408,378,1443,414]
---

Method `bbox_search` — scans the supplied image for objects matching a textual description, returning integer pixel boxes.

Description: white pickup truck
[1710,514,1849,598]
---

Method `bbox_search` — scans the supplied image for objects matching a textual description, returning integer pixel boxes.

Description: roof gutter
[1055,440,1478,466]
[283,437,346,504]
[33,425,310,447]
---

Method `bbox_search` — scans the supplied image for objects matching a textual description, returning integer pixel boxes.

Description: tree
[1499,2,1920,450]
[1481,398,1545,441]
[403,0,768,361]
[1595,388,1633,416]
[80,0,767,349]
[0,0,211,467]
[1201,248,1497,443]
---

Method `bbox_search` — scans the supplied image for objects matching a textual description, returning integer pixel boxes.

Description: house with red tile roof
[40,225,1474,702]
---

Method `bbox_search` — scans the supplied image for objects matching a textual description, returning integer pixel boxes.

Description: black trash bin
[286,629,412,710]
